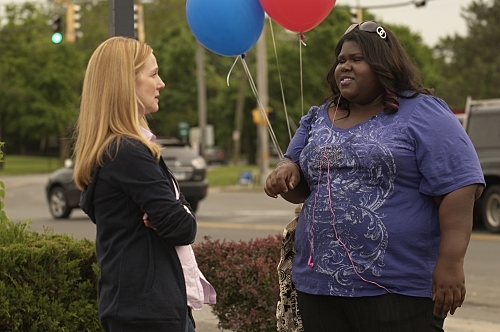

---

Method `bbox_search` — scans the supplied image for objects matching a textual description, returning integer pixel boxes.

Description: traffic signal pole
[108,0,135,38]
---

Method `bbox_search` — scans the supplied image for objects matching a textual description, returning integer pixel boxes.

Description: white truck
[456,97,500,233]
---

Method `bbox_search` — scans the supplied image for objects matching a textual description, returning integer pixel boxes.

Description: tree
[0,3,85,157]
[434,0,500,109]
[0,1,444,164]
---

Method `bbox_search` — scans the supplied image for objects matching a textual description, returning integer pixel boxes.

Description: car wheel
[482,184,500,233]
[49,187,72,219]
[186,198,199,213]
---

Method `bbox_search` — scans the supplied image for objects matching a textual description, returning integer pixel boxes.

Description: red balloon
[259,0,336,33]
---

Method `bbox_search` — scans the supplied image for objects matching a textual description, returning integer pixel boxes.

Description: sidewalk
[192,305,500,332]
[444,316,500,332]
[191,306,220,331]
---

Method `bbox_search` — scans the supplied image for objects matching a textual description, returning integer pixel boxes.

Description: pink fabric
[141,127,216,309]
[175,246,217,310]
[139,127,156,142]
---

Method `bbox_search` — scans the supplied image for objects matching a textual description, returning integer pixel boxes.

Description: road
[2,174,500,332]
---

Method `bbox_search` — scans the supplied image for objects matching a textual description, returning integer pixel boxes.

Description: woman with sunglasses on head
[265,21,484,331]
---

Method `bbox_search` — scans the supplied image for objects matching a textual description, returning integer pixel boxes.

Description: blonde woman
[74,37,211,332]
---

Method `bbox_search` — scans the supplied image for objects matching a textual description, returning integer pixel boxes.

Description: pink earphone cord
[308,96,391,293]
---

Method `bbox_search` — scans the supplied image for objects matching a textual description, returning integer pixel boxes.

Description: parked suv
[457,97,500,233]
[45,139,208,219]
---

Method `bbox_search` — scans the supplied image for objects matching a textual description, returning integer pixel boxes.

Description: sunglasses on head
[344,21,387,41]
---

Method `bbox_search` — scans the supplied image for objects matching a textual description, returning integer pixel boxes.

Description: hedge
[0,219,101,332]
[0,170,284,331]
[0,145,101,331]
[193,235,283,332]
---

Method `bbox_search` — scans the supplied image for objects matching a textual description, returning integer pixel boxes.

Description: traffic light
[134,4,145,42]
[252,107,273,126]
[252,108,262,125]
[66,4,83,43]
[51,15,63,44]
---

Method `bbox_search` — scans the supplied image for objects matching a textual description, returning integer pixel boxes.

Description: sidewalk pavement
[191,306,220,331]
[192,305,500,332]
[444,316,500,332]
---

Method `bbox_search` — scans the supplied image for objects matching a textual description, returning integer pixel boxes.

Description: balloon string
[240,57,282,159]
[226,55,242,86]
[268,19,292,143]
[300,33,307,46]
[299,34,306,116]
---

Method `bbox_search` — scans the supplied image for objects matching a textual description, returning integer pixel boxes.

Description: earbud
[308,256,314,268]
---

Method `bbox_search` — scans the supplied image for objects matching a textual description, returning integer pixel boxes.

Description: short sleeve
[409,96,485,196]
[284,106,321,163]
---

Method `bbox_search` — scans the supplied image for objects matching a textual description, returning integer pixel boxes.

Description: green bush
[0,143,284,331]
[193,235,283,332]
[0,143,101,331]
[0,222,286,332]
[0,219,101,332]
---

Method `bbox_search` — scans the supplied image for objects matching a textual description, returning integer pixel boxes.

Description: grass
[0,155,262,189]
[0,155,63,176]
[207,164,260,187]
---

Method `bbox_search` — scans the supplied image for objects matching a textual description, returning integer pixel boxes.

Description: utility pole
[356,0,363,22]
[196,41,207,159]
[256,25,269,186]
[232,72,246,165]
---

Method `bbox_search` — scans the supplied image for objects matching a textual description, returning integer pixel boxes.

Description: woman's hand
[432,259,465,317]
[143,213,157,231]
[264,162,301,198]
[432,184,482,317]
[265,159,310,204]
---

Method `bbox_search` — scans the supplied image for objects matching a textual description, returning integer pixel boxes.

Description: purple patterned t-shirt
[284,94,485,298]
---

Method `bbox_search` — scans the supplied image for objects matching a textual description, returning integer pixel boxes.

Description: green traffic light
[52,32,63,44]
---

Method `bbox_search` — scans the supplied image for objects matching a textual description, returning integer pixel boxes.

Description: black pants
[186,307,196,332]
[297,291,444,332]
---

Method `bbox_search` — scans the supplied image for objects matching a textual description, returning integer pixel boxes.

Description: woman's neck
[330,95,385,129]
[349,94,384,115]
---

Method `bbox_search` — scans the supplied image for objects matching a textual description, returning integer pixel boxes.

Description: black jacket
[80,138,196,332]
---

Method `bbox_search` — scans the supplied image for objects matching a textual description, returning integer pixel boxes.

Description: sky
[335,0,475,46]
[2,0,477,47]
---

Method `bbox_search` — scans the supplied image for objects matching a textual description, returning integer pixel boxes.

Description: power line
[362,0,435,10]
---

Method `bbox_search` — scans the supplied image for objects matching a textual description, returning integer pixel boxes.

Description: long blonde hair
[73,36,161,189]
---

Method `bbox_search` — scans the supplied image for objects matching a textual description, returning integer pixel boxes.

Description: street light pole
[256,25,269,186]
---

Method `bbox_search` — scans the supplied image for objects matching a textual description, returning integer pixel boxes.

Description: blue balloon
[186,0,265,57]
